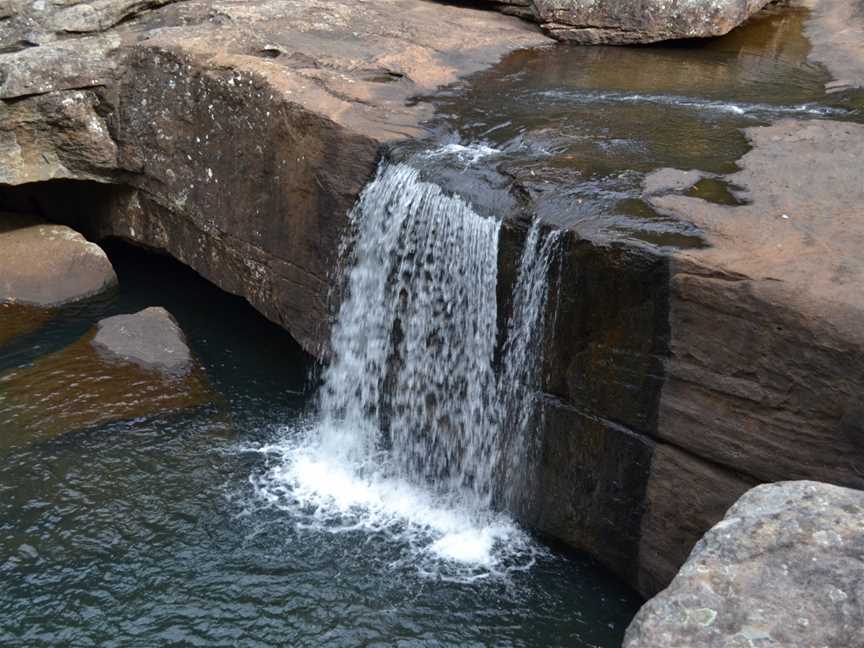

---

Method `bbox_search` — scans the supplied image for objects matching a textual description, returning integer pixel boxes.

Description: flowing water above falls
[422,4,864,248]
[251,158,562,580]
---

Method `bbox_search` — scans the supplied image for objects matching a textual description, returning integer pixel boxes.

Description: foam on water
[250,152,561,581]
[421,142,503,166]
[537,89,848,117]
[247,423,543,581]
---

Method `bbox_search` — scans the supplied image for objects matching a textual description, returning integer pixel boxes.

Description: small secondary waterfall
[497,222,562,513]
[255,149,562,576]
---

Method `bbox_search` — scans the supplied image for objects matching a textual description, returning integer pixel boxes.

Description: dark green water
[0,243,641,647]
[419,5,863,248]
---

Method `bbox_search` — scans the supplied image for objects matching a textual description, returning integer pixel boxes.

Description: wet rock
[0,213,117,307]
[800,0,864,90]
[525,118,864,598]
[0,315,210,448]
[479,0,773,44]
[638,118,864,593]
[643,168,706,195]
[0,0,549,354]
[649,119,864,488]
[92,307,192,374]
[624,481,864,648]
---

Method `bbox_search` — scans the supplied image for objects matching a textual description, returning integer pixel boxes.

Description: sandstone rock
[0,0,550,355]
[651,120,864,490]
[92,307,192,374]
[800,0,864,91]
[522,117,864,598]
[480,0,773,44]
[0,213,117,307]
[624,481,864,648]
[643,168,707,195]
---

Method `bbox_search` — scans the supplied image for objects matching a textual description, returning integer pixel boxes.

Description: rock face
[0,0,549,355]
[480,0,773,43]
[624,481,864,648]
[0,213,117,306]
[92,307,192,374]
[521,118,864,597]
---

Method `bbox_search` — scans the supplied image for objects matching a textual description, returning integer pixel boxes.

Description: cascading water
[320,162,502,506]
[252,147,562,579]
[497,222,562,514]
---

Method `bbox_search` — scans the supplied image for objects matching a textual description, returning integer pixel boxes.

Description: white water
[253,151,562,579]
[538,89,848,117]
[498,221,562,512]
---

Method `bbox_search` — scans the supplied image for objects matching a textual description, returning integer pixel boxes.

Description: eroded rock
[92,306,192,374]
[479,0,773,44]
[624,481,864,648]
[0,0,550,354]
[0,213,117,307]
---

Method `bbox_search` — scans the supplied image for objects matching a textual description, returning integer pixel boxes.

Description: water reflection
[424,5,863,248]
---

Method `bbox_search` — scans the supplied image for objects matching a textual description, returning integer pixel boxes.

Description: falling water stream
[251,154,562,580]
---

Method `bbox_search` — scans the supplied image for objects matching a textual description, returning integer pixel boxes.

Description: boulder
[0,213,117,307]
[92,307,192,374]
[479,0,773,44]
[624,481,864,648]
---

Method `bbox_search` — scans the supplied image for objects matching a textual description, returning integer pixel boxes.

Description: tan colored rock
[800,0,864,91]
[0,213,117,307]
[0,0,550,354]
[651,119,864,489]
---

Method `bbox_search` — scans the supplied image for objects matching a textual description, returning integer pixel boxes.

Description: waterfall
[253,150,562,578]
[497,221,562,513]
[320,161,502,506]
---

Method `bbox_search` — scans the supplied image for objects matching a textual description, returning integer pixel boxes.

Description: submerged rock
[0,214,117,308]
[0,303,55,347]
[92,307,192,374]
[0,309,210,448]
[624,481,864,648]
[480,0,773,44]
